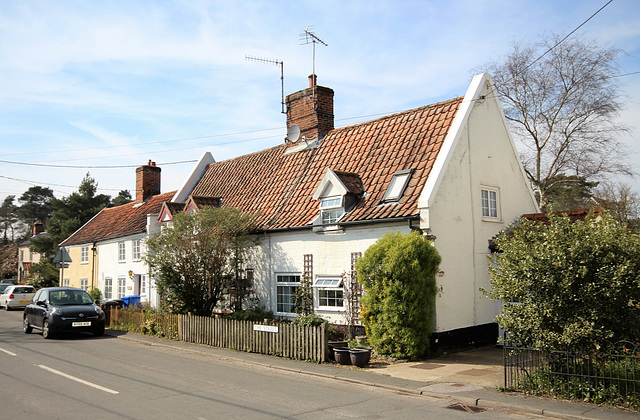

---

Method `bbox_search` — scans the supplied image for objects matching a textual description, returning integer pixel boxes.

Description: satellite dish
[287,124,301,143]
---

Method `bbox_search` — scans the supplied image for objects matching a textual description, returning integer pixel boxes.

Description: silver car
[0,285,36,310]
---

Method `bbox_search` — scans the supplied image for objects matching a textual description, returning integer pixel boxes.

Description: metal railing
[504,345,640,409]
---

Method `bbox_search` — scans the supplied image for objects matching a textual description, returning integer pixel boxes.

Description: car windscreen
[49,290,93,305]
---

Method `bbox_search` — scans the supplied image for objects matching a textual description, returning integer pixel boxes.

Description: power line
[0,174,121,191]
[0,159,197,169]
[2,127,285,158]
[523,0,614,71]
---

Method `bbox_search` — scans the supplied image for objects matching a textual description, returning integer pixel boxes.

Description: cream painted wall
[425,78,538,333]
[247,222,412,324]
[62,244,95,289]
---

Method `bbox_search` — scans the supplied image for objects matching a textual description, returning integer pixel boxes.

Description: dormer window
[320,196,344,224]
[383,169,413,203]
[312,169,364,230]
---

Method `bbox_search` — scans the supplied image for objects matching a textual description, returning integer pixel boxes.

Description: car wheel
[94,325,105,337]
[42,320,53,339]
[23,317,32,334]
[4,304,10,311]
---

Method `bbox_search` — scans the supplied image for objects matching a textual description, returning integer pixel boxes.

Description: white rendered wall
[425,86,538,333]
[248,222,412,324]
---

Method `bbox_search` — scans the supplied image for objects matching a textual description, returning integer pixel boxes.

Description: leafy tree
[542,174,598,211]
[0,242,18,279]
[16,186,54,226]
[481,34,631,207]
[110,190,133,207]
[356,231,441,360]
[486,211,640,354]
[32,173,110,258]
[0,195,19,242]
[146,207,257,316]
[593,182,640,231]
[28,260,59,289]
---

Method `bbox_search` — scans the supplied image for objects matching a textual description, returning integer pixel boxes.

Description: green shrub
[224,307,274,322]
[291,313,327,327]
[357,231,441,360]
[486,211,640,354]
[88,287,102,303]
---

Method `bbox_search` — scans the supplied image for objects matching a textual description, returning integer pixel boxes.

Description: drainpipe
[91,242,97,290]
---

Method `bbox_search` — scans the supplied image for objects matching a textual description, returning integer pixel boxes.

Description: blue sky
[1,0,639,203]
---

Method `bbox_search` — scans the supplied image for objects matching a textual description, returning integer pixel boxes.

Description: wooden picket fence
[109,308,328,362]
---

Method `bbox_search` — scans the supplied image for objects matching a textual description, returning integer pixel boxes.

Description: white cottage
[162,73,539,349]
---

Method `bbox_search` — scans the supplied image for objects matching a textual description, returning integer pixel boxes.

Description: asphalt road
[0,309,540,419]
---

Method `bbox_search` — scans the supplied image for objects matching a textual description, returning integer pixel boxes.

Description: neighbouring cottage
[162,73,539,349]
[59,161,175,306]
[17,221,48,283]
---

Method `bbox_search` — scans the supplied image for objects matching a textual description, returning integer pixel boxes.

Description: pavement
[105,329,639,420]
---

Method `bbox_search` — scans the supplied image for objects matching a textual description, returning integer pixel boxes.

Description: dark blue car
[23,287,105,339]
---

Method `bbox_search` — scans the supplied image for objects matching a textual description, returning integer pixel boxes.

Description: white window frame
[104,277,113,300]
[80,278,88,291]
[63,278,70,287]
[141,275,146,295]
[276,274,301,315]
[383,169,413,202]
[132,239,142,261]
[481,187,501,221]
[319,196,344,225]
[81,246,89,264]
[117,276,126,298]
[118,241,126,263]
[313,276,345,311]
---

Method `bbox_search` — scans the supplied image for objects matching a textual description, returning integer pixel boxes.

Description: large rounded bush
[356,231,441,360]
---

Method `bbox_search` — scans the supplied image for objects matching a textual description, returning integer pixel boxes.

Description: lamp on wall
[128,270,134,278]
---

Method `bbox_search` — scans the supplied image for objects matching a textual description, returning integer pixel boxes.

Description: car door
[29,289,48,327]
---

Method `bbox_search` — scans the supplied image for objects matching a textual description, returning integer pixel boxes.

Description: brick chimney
[286,74,334,142]
[135,160,161,203]
[33,221,44,236]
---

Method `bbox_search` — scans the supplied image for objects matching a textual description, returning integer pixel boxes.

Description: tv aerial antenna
[300,25,327,103]
[245,55,285,114]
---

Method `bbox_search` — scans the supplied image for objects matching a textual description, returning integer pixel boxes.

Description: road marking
[0,347,17,356]
[38,365,119,394]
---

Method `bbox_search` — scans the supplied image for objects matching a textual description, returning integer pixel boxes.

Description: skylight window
[383,169,413,202]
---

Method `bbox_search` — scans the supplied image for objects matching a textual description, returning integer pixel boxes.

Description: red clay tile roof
[190,196,221,208]
[334,171,364,195]
[60,191,176,246]
[521,208,600,224]
[190,97,463,230]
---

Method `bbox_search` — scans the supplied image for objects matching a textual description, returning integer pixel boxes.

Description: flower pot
[349,348,371,367]
[333,347,352,365]
[328,341,348,361]
[353,347,372,365]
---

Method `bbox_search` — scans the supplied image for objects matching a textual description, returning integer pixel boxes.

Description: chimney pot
[136,162,161,203]
[287,75,334,143]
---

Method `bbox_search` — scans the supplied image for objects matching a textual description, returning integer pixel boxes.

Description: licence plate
[72,321,91,327]
[19,300,30,303]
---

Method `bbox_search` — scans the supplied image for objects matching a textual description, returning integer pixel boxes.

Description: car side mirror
[36,300,46,307]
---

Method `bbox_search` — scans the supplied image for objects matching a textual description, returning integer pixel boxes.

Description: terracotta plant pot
[349,348,371,367]
[333,347,352,365]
